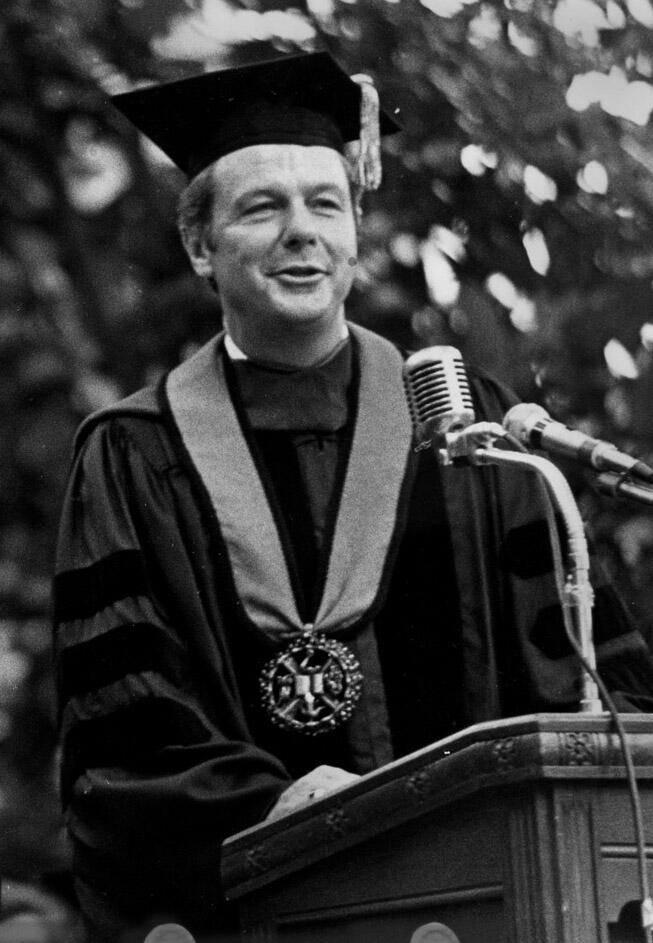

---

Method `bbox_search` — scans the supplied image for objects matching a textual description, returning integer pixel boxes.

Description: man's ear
[180,227,214,278]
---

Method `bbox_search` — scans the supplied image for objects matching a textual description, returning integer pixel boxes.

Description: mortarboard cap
[112,51,399,189]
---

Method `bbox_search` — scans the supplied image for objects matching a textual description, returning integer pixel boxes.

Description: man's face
[199,144,357,339]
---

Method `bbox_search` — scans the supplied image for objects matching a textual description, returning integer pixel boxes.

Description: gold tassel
[350,73,382,192]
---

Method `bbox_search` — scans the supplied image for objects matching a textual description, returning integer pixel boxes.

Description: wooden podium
[221,714,653,943]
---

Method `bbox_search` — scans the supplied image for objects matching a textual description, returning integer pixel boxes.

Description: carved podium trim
[222,713,653,901]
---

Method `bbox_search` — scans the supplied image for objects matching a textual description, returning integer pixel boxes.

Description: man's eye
[313,197,342,211]
[243,202,275,216]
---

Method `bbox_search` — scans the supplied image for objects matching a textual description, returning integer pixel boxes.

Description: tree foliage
[3,0,653,891]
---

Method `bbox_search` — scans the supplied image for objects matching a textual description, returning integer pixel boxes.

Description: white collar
[223,334,248,361]
[223,324,349,363]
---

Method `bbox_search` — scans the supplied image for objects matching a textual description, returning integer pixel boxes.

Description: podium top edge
[225,712,653,844]
[221,712,653,898]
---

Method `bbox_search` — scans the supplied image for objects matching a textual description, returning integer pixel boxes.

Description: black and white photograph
[4,1,653,941]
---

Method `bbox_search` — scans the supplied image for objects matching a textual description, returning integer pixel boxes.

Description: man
[53,52,653,942]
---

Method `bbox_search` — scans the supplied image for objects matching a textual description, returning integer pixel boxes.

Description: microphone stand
[443,423,603,715]
[430,414,653,936]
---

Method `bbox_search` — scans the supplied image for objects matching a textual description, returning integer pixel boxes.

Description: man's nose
[282,200,318,246]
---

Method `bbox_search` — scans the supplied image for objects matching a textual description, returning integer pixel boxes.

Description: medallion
[259,631,363,735]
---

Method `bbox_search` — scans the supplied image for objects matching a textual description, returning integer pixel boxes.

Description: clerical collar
[228,336,352,432]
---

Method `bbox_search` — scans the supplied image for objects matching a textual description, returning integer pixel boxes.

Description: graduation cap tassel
[350,73,382,191]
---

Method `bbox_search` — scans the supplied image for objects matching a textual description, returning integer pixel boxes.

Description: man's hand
[265,765,359,822]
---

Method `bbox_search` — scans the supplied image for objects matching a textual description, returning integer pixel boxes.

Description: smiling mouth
[270,265,329,288]
[272,265,327,277]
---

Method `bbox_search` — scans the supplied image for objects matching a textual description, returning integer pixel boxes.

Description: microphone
[402,346,475,448]
[503,403,653,483]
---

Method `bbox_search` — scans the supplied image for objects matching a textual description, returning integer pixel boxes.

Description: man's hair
[176,154,362,254]
[177,163,218,251]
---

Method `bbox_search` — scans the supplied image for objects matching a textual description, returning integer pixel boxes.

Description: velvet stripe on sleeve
[53,415,291,938]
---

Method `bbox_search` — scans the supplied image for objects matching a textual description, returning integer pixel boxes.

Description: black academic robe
[52,324,653,941]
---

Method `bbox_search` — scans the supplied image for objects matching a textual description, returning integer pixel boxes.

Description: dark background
[3,0,653,917]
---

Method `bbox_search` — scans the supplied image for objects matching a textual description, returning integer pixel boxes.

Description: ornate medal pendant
[259,626,363,736]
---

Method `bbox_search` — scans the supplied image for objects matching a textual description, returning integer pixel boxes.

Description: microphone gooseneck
[402,347,602,716]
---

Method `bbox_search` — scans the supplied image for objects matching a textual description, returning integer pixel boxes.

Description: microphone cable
[536,471,653,941]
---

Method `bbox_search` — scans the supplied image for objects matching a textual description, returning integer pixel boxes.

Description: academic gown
[52,324,653,941]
